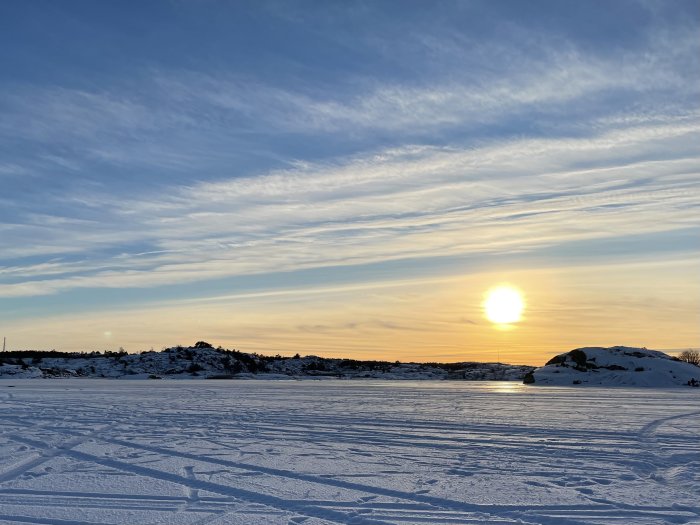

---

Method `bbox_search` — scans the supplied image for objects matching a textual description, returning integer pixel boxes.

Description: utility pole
[2,337,5,352]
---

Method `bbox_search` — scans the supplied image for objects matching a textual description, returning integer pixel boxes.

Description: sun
[484,285,524,325]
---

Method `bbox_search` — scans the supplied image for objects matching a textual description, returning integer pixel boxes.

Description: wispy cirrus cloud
[156,30,698,136]
[1,22,696,181]
[2,116,698,298]
[1,7,698,298]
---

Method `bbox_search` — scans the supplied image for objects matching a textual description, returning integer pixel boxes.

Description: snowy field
[0,380,699,525]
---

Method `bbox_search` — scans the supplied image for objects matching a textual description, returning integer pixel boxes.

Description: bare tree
[678,349,700,366]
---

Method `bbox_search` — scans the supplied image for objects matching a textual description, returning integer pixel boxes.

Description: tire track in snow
[638,410,700,438]
[0,514,120,525]
[7,431,681,525]
[634,409,700,499]
[4,434,400,525]
[2,382,699,525]
[37,431,529,518]
[5,406,694,524]
[0,420,122,487]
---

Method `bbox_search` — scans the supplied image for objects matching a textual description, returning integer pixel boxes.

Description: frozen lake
[0,380,699,525]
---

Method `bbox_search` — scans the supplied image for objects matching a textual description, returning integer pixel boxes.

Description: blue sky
[1,1,699,362]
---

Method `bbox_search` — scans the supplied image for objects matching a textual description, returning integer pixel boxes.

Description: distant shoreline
[0,343,534,381]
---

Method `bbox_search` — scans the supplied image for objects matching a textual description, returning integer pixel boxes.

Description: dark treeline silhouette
[0,349,128,362]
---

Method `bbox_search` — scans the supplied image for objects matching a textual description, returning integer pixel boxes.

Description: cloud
[2,19,696,180]
[154,29,698,137]
[1,116,698,298]
[1,11,698,300]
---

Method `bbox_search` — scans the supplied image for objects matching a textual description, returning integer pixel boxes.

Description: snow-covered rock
[0,343,535,381]
[526,346,700,387]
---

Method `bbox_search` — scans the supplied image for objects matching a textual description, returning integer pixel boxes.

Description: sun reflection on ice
[483,381,526,394]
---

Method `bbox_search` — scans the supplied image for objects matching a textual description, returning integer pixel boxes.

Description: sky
[1,0,699,365]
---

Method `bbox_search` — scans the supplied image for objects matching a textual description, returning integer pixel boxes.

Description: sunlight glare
[484,285,524,325]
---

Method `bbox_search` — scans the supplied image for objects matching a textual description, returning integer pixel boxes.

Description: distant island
[525,346,700,387]
[2,343,698,387]
[0,341,533,381]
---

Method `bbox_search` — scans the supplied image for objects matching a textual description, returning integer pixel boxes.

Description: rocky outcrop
[527,346,700,387]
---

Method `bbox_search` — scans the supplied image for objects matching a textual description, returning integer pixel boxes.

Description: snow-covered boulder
[526,346,700,387]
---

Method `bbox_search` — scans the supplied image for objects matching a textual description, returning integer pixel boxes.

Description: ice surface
[0,380,698,524]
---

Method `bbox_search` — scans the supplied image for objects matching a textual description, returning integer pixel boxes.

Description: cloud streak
[2,117,698,298]
[1,21,697,178]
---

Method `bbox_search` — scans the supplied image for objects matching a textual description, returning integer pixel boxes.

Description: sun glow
[484,285,524,325]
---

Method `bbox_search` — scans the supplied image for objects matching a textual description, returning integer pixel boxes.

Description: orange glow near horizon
[5,259,699,367]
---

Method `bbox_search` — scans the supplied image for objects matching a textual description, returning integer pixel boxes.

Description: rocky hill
[0,342,534,381]
[525,346,700,387]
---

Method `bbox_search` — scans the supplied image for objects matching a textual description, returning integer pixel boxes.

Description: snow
[528,346,700,387]
[0,346,534,381]
[1,380,699,524]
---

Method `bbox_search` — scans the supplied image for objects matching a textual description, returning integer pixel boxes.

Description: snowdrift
[526,346,700,387]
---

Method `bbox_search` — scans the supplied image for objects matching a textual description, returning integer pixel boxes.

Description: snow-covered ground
[0,380,698,525]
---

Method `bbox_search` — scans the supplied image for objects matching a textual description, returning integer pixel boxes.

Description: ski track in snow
[0,380,698,525]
